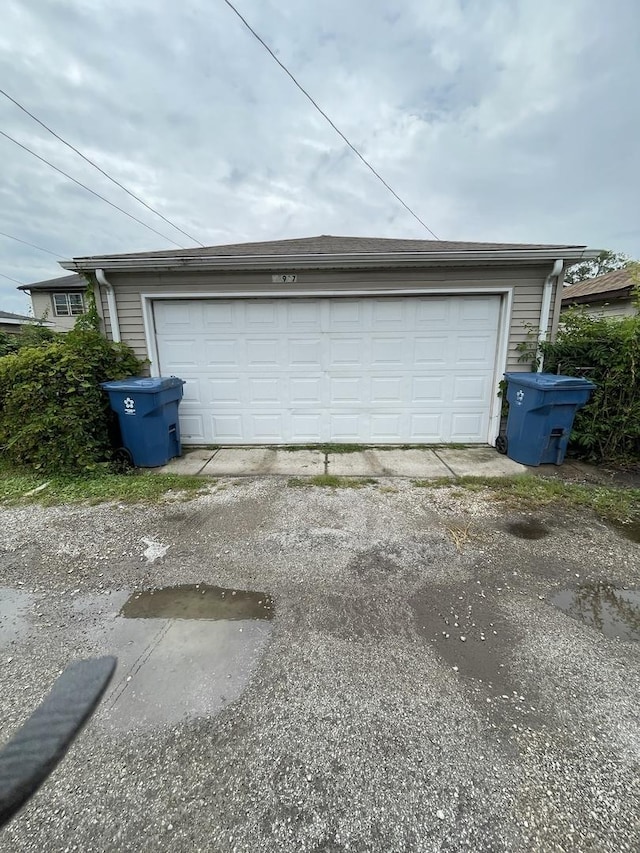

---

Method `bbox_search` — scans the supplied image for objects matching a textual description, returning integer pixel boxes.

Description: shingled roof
[69,234,585,261]
[0,310,35,322]
[562,267,637,304]
[17,273,85,292]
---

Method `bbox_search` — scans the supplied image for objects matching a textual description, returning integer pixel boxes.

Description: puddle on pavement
[93,583,275,730]
[411,584,516,693]
[612,520,640,544]
[551,583,640,641]
[505,519,550,540]
[120,584,274,621]
[0,587,34,645]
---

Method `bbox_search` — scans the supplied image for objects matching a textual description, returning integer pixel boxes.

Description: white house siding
[566,299,637,320]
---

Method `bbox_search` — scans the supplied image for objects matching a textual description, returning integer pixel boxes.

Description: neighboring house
[59,235,597,447]
[561,267,639,319]
[0,310,46,334]
[17,273,88,332]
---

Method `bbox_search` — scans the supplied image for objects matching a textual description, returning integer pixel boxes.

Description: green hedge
[0,328,143,472]
[541,308,640,465]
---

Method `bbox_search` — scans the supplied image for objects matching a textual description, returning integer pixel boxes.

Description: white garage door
[153,295,501,445]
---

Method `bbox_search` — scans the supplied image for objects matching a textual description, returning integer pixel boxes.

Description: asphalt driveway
[0,479,638,852]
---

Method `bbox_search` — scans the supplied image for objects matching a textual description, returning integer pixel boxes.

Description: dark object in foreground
[0,656,116,828]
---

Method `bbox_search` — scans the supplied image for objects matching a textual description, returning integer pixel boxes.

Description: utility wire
[0,271,25,285]
[0,230,62,258]
[0,88,206,247]
[0,130,185,249]
[221,0,440,240]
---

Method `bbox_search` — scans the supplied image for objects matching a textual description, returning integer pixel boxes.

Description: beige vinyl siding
[29,291,77,331]
[565,299,637,319]
[97,265,554,372]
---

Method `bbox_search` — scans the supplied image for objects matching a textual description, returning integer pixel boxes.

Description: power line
[221,0,440,240]
[0,271,24,285]
[0,230,62,258]
[0,88,206,247]
[0,130,186,249]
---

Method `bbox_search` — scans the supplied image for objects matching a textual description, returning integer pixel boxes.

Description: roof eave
[0,317,53,326]
[60,247,598,274]
[562,286,633,305]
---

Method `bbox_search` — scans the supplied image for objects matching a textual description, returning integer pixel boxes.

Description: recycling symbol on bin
[516,389,525,404]
[124,397,135,410]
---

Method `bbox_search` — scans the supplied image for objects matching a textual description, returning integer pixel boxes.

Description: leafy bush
[0,323,57,357]
[541,307,640,465]
[0,328,143,472]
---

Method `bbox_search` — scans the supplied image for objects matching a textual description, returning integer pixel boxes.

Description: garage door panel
[328,300,364,327]
[246,339,280,366]
[209,377,243,404]
[203,301,235,328]
[453,375,490,402]
[413,337,449,365]
[370,413,403,439]
[329,413,362,439]
[371,337,406,366]
[329,338,363,366]
[415,298,450,325]
[330,376,362,403]
[290,377,323,404]
[287,300,322,328]
[455,335,497,367]
[158,339,200,367]
[250,413,283,440]
[451,412,487,440]
[155,295,501,444]
[211,414,243,440]
[458,298,498,323]
[291,413,322,440]
[412,376,445,403]
[370,376,404,403]
[244,301,278,327]
[205,339,238,367]
[372,299,406,327]
[248,377,281,403]
[179,378,202,403]
[179,413,205,442]
[409,413,443,440]
[289,338,323,367]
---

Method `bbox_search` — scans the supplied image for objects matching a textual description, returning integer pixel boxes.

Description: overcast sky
[1,0,639,313]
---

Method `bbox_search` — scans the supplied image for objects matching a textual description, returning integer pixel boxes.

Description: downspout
[536,259,563,372]
[95,268,121,343]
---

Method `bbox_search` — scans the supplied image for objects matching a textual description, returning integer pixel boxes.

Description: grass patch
[276,443,471,454]
[278,444,364,454]
[0,461,209,507]
[413,474,639,525]
[288,474,378,489]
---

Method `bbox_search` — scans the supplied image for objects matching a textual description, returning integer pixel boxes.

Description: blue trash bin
[101,376,186,467]
[503,373,596,466]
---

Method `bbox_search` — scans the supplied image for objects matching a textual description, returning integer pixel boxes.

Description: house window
[53,292,85,316]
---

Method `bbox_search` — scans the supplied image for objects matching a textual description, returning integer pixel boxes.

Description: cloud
[1,0,638,312]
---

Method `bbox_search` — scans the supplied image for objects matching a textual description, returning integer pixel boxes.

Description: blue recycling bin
[503,373,596,466]
[101,376,185,467]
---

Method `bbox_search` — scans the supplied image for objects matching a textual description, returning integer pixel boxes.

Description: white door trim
[141,287,514,445]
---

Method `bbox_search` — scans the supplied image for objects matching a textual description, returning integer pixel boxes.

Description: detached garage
[60,235,596,447]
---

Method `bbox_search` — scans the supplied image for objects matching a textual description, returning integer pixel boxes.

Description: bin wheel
[113,447,134,471]
[495,435,508,455]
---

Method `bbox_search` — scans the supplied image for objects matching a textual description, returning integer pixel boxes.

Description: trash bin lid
[504,372,596,390]
[101,376,185,392]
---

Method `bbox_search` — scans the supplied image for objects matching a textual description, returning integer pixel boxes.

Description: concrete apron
[152,446,527,479]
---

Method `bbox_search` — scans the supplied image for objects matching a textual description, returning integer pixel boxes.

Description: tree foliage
[0,328,142,472]
[564,249,630,285]
[540,306,640,465]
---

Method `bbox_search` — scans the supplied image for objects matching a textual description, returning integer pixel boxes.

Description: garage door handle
[0,656,116,828]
